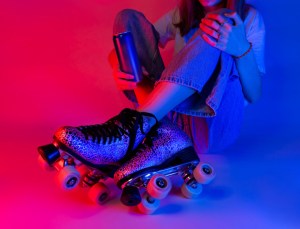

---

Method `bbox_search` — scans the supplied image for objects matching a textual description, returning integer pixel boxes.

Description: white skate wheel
[181,182,203,199]
[193,162,216,184]
[38,155,54,171]
[147,174,172,199]
[88,182,110,205]
[56,166,80,190]
[137,193,160,215]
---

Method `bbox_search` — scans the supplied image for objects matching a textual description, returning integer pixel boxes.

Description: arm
[225,10,264,103]
[200,8,265,103]
[234,44,262,103]
[109,9,177,105]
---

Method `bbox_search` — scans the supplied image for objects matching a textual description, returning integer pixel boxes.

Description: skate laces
[77,109,158,147]
[136,127,159,152]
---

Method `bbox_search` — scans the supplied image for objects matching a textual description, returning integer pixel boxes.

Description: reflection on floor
[1,125,299,229]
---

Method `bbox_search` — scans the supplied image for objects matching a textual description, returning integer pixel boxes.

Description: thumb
[224,11,243,25]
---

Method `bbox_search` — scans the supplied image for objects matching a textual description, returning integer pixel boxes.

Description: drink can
[113,31,142,82]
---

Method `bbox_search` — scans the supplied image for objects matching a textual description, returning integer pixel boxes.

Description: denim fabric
[158,28,235,117]
[113,9,244,153]
[168,78,244,153]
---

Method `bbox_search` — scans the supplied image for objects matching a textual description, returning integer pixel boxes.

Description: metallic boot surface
[54,108,158,165]
[114,117,195,183]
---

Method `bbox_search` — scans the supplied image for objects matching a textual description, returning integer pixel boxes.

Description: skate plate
[38,142,118,205]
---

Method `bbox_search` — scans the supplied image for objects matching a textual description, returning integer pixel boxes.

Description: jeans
[113,9,244,153]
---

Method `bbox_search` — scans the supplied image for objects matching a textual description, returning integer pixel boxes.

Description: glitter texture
[114,117,197,183]
[53,109,157,165]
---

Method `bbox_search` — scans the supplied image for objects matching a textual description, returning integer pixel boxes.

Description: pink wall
[0,2,177,226]
[0,0,176,139]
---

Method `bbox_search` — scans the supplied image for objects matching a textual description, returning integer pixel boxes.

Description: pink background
[1,0,299,228]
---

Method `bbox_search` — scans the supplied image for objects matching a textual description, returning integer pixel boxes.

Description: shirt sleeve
[244,6,266,75]
[153,9,177,48]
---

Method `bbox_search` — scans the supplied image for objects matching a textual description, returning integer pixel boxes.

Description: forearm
[134,77,155,105]
[235,46,262,103]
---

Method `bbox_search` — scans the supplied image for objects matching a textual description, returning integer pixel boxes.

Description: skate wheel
[88,182,110,205]
[38,154,54,171]
[181,182,203,199]
[193,162,216,184]
[56,166,80,190]
[137,193,160,215]
[121,186,141,206]
[147,174,172,199]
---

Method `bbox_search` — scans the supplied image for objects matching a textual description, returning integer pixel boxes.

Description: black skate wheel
[38,144,60,165]
[120,186,141,206]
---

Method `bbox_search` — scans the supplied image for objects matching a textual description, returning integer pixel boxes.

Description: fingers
[202,33,217,48]
[199,21,219,40]
[205,13,228,26]
[113,69,137,90]
[200,15,230,46]
[204,11,238,28]
[115,78,137,90]
[201,18,221,32]
[201,31,226,51]
[201,13,232,35]
[114,69,135,80]
[201,11,244,55]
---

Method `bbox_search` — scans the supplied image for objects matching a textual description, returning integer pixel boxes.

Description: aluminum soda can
[113,31,142,82]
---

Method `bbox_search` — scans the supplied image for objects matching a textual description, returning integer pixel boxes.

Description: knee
[114,9,144,32]
[115,9,141,23]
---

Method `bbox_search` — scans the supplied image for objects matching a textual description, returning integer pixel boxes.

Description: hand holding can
[113,69,137,90]
[113,31,143,83]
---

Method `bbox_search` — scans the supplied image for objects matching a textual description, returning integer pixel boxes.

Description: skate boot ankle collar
[53,108,159,166]
[115,108,159,152]
[77,108,158,150]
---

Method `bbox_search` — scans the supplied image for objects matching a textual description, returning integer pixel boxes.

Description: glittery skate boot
[37,108,158,204]
[114,117,216,214]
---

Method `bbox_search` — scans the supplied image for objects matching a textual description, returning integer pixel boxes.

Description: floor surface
[1,1,299,228]
[1,125,299,229]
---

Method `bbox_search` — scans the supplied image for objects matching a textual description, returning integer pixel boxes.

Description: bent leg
[138,32,227,121]
[113,9,164,81]
[137,82,196,121]
[114,10,233,123]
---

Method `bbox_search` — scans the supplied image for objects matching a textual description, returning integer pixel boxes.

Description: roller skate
[38,108,158,205]
[114,118,216,214]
